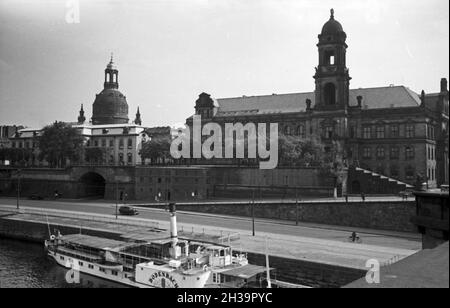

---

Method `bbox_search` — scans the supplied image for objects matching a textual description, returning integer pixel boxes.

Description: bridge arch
[78,172,106,199]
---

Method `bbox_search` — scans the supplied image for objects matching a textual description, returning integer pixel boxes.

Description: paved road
[0,198,420,251]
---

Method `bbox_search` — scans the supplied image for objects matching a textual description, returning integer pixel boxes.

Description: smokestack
[441,78,448,93]
[169,203,178,245]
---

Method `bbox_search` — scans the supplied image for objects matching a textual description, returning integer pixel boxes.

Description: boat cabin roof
[221,264,272,279]
[61,234,132,251]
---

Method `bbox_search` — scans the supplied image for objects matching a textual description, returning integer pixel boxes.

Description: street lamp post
[16,169,21,210]
[251,189,255,237]
[115,182,118,219]
[295,188,299,226]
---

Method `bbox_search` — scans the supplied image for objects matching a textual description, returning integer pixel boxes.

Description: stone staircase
[348,166,413,195]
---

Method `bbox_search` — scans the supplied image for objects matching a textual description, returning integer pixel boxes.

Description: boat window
[78,261,83,266]
[220,249,225,257]
[60,256,64,260]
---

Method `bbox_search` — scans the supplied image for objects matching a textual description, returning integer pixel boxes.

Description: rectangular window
[94,140,99,147]
[390,165,399,178]
[78,261,83,266]
[88,264,94,269]
[376,126,385,139]
[101,139,106,147]
[405,166,415,180]
[127,138,133,149]
[405,124,415,138]
[390,147,399,160]
[390,125,399,138]
[376,147,385,159]
[109,140,114,147]
[325,126,333,139]
[127,153,132,164]
[119,139,124,149]
[363,147,372,159]
[405,146,415,160]
[363,127,371,139]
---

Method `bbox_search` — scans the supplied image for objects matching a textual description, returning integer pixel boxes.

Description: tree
[84,147,107,165]
[140,136,172,164]
[278,134,325,167]
[38,121,84,167]
[0,148,34,166]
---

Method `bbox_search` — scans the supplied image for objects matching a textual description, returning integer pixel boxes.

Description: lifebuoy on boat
[50,235,56,241]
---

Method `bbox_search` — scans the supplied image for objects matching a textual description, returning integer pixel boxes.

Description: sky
[0,0,448,129]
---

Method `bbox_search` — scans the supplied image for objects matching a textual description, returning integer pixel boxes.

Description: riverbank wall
[0,212,365,288]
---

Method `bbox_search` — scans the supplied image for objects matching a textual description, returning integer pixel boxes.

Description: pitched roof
[214,86,420,117]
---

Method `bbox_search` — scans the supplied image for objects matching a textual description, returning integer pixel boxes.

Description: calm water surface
[0,238,126,288]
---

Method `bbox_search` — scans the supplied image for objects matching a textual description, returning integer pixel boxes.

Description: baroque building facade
[8,57,148,167]
[187,10,449,189]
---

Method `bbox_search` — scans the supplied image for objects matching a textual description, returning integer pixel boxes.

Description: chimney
[421,90,426,106]
[357,96,363,108]
[441,78,448,93]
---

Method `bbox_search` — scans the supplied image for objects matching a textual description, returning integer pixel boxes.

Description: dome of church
[321,9,344,35]
[91,57,129,125]
[92,88,129,125]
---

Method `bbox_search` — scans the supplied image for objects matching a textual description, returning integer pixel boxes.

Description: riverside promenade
[0,200,421,287]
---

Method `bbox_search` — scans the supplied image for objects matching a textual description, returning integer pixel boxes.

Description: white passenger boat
[44,204,270,288]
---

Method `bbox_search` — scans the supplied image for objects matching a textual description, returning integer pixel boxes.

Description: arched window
[324,83,336,105]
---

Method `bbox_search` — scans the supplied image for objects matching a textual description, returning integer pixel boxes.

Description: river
[0,238,126,288]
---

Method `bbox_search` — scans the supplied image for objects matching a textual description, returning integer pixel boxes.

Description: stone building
[186,9,449,190]
[8,56,149,167]
[0,125,23,149]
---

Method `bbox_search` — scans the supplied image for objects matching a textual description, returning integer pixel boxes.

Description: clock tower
[313,9,351,111]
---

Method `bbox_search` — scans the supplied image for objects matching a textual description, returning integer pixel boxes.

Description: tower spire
[104,54,118,89]
[134,107,142,126]
[330,8,334,19]
[78,104,86,124]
